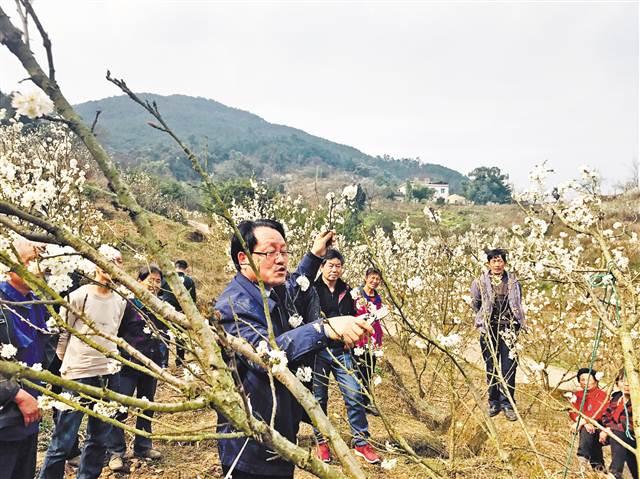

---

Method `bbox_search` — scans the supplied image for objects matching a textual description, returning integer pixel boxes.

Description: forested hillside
[74,94,466,191]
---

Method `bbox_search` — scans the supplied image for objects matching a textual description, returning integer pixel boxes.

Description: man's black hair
[322,248,345,265]
[486,248,508,262]
[231,219,287,271]
[577,367,597,381]
[175,260,188,270]
[138,264,162,281]
[365,267,382,278]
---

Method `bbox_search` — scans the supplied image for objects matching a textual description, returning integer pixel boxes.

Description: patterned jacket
[470,270,526,332]
[601,391,634,434]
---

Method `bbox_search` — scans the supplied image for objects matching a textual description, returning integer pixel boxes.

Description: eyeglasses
[252,250,290,261]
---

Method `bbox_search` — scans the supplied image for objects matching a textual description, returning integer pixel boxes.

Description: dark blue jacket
[215,253,328,476]
[118,298,168,372]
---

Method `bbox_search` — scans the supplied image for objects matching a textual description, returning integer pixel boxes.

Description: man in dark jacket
[312,249,380,464]
[107,264,167,472]
[215,219,372,479]
[0,239,49,479]
[160,259,196,364]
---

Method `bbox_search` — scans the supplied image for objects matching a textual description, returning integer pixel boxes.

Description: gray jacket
[470,270,526,333]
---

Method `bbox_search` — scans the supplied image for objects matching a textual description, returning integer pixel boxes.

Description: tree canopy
[462,166,512,204]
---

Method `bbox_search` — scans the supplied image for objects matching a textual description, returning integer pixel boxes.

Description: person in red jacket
[567,368,608,471]
[599,369,637,479]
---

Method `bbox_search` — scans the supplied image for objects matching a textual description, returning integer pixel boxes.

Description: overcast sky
[1,1,638,190]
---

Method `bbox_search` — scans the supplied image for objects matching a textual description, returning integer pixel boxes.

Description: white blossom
[93,401,121,418]
[595,371,604,381]
[436,333,462,351]
[256,340,269,356]
[0,343,18,359]
[295,366,313,383]
[106,359,122,375]
[30,363,43,372]
[350,288,360,300]
[373,349,384,358]
[288,314,303,328]
[342,184,358,201]
[51,392,77,411]
[407,276,424,292]
[353,347,365,356]
[11,89,54,119]
[373,375,382,386]
[295,275,310,292]
[268,349,288,374]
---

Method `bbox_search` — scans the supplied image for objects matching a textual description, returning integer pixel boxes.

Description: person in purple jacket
[471,248,526,422]
[215,219,372,479]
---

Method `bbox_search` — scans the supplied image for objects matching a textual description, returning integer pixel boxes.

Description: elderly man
[215,219,372,479]
[0,238,49,479]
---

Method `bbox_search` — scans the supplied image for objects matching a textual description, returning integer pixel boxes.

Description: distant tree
[412,185,435,202]
[462,166,512,204]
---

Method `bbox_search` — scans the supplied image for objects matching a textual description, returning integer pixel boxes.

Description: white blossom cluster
[11,88,54,119]
[93,400,127,418]
[37,392,79,411]
[0,120,101,238]
[256,340,289,374]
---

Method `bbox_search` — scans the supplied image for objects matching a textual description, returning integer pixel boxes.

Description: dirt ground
[35,340,614,479]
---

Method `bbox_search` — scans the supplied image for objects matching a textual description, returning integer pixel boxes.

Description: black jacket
[160,272,196,312]
[314,277,357,318]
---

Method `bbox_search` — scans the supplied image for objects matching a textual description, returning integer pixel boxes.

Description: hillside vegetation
[74,94,466,191]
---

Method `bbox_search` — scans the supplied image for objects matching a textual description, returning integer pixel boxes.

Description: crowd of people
[0,241,197,479]
[0,227,636,479]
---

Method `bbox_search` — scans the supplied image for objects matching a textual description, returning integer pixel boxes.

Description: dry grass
[34,199,638,478]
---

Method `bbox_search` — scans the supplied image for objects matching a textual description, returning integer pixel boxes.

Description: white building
[426,182,449,200]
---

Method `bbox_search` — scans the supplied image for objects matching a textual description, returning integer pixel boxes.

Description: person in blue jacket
[215,219,372,479]
[0,239,49,479]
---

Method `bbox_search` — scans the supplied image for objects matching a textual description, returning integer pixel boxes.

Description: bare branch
[90,109,102,133]
[20,0,55,82]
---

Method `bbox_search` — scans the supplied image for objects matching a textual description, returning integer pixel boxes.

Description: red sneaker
[353,443,381,464]
[316,442,331,463]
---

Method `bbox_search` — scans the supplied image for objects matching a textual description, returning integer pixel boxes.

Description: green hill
[74,94,466,191]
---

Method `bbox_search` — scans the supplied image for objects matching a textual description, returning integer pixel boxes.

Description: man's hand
[599,429,609,444]
[324,316,374,348]
[311,231,335,258]
[583,423,596,434]
[14,389,41,426]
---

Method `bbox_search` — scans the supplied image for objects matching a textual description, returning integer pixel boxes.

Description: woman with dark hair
[352,267,386,416]
[600,368,637,479]
[567,368,608,471]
